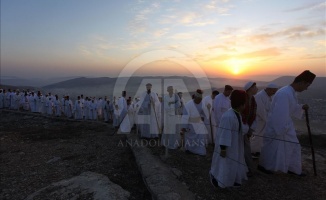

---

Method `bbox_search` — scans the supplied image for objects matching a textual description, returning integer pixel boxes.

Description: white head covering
[266,83,278,89]
[244,81,255,91]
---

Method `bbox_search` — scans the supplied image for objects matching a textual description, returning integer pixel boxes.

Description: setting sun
[225,58,248,76]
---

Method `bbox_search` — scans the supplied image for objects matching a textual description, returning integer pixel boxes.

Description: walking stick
[111,108,129,135]
[207,104,214,145]
[305,109,317,176]
[150,96,162,136]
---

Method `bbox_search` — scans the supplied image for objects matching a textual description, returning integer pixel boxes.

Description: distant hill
[2,75,325,100]
[271,76,325,90]
[0,76,84,87]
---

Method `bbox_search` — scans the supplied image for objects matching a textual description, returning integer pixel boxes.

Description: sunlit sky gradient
[1,0,325,80]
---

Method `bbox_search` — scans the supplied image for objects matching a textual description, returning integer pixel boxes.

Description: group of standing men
[209,70,316,188]
[0,70,316,189]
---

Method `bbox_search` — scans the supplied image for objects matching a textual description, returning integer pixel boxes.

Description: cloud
[122,41,151,50]
[153,28,170,38]
[285,1,326,12]
[238,48,281,59]
[169,32,195,40]
[128,3,161,34]
[315,40,326,47]
[299,54,326,60]
[208,45,237,52]
[208,47,281,62]
[246,25,325,43]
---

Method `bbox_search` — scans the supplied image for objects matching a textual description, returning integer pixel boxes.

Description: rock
[171,168,182,178]
[46,156,61,164]
[25,171,130,200]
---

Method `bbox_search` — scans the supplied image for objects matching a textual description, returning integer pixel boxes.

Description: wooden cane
[305,109,317,176]
[208,107,214,145]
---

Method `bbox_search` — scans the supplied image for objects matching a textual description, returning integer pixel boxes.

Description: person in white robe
[19,90,25,109]
[84,97,90,120]
[23,92,30,111]
[202,90,219,144]
[241,81,258,176]
[10,90,15,109]
[103,97,111,122]
[80,94,85,119]
[54,95,61,117]
[35,92,43,113]
[137,83,161,138]
[117,91,131,133]
[97,98,103,120]
[12,90,21,110]
[210,90,249,188]
[113,104,120,127]
[41,94,47,114]
[73,96,83,120]
[259,70,316,176]
[161,86,181,149]
[213,85,233,128]
[0,89,4,109]
[181,89,208,156]
[64,96,73,118]
[29,92,36,112]
[5,89,11,109]
[46,95,53,115]
[61,95,66,116]
[127,99,136,129]
[89,99,98,120]
[251,83,278,155]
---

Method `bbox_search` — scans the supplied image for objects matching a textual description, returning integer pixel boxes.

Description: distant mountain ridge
[2,75,325,99]
[42,75,325,90]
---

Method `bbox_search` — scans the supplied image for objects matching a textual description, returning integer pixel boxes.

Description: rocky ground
[0,111,151,200]
[1,110,325,200]
[148,135,326,200]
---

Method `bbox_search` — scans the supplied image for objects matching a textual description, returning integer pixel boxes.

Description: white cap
[244,81,255,91]
[266,83,278,89]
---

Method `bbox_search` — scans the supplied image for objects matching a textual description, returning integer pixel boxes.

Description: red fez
[294,70,316,83]
[230,90,246,108]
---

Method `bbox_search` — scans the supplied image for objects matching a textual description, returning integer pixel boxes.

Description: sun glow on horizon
[224,58,248,76]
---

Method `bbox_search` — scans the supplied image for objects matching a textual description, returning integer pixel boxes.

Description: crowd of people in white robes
[0,70,316,189]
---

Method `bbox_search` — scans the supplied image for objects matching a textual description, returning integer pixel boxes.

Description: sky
[1,0,325,81]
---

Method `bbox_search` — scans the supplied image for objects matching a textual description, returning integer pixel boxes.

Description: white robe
[64,100,73,118]
[54,99,61,116]
[202,95,216,144]
[251,90,272,153]
[35,96,43,113]
[181,100,207,156]
[210,109,248,188]
[13,94,21,110]
[23,95,30,111]
[46,98,53,115]
[4,92,10,108]
[89,102,97,120]
[128,104,136,128]
[213,93,231,127]
[137,92,161,138]
[10,92,15,109]
[260,86,304,174]
[161,94,181,149]
[118,97,131,133]
[103,101,110,122]
[84,101,90,120]
[73,100,83,119]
